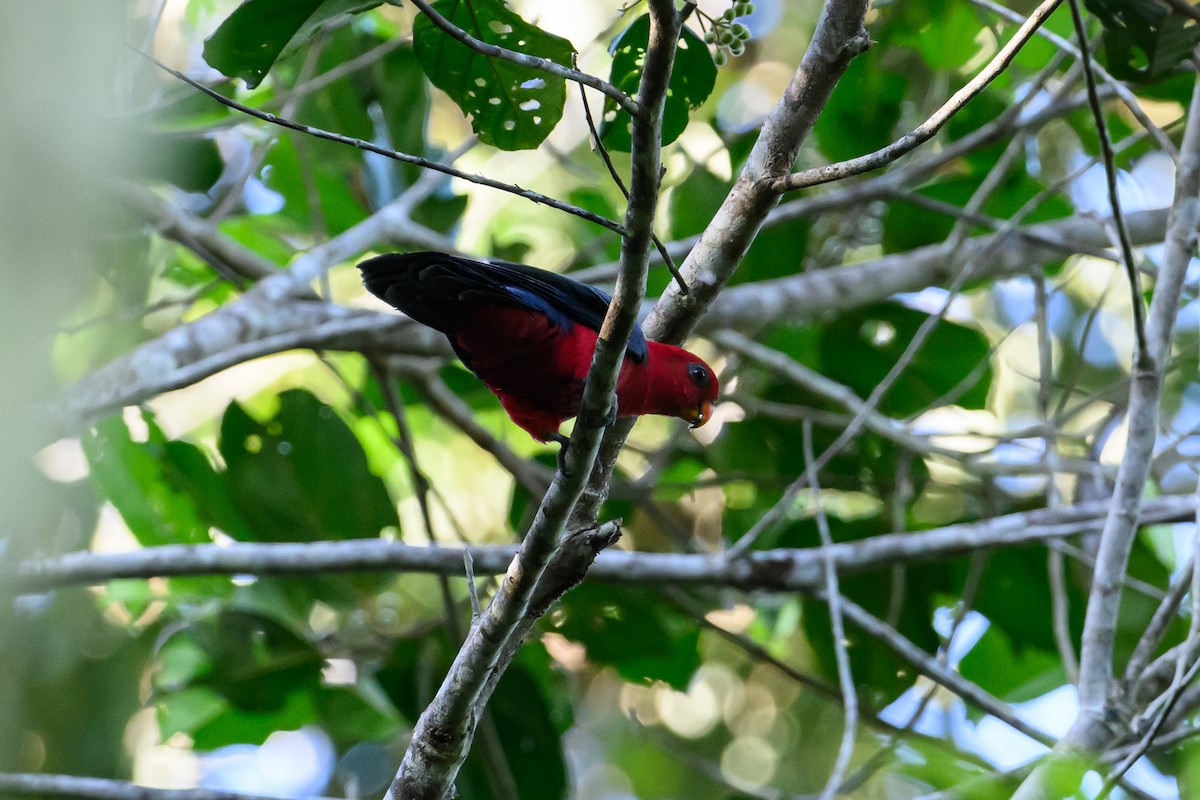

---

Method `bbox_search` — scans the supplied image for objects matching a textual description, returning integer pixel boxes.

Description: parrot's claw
[547,432,571,475]
[604,396,619,429]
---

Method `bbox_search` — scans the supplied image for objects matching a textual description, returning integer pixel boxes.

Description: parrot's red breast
[358,252,718,443]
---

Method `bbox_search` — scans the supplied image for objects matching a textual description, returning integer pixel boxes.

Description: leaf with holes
[412,0,575,150]
[600,14,716,152]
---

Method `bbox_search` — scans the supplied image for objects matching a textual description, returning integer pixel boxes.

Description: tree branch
[52,205,1175,433]
[16,495,1194,594]
[834,595,1055,745]
[137,50,627,236]
[698,207,1172,333]
[1066,0,1149,358]
[1012,53,1200,800]
[969,0,1179,159]
[566,0,872,531]
[116,183,278,282]
[773,0,1062,193]
[384,4,682,796]
[0,774,278,800]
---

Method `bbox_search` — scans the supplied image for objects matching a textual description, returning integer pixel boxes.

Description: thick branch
[54,206,1174,431]
[698,208,1171,333]
[385,4,681,797]
[1012,55,1200,800]
[16,495,1194,594]
[568,0,871,529]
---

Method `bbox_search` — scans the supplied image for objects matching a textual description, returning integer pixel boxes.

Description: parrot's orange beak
[683,400,713,429]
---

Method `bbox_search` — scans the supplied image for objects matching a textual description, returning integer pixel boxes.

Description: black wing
[358,251,648,362]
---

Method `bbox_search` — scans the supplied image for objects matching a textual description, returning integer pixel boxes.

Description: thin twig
[404,367,552,496]
[1066,0,1150,362]
[463,548,481,620]
[804,421,858,800]
[969,0,1179,159]
[270,37,408,108]
[834,595,1056,745]
[576,78,688,295]
[773,0,1064,192]
[1122,561,1195,687]
[134,49,628,237]
[1097,657,1200,799]
[1035,267,1080,684]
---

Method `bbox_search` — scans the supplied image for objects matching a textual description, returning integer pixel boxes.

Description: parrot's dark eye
[687,363,710,387]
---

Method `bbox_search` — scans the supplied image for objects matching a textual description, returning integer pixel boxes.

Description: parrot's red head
[639,342,720,430]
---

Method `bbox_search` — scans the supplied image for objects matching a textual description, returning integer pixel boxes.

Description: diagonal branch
[835,595,1055,745]
[772,0,1063,193]
[969,0,1179,159]
[698,207,1172,333]
[138,51,628,236]
[116,182,278,282]
[569,0,872,529]
[383,4,683,797]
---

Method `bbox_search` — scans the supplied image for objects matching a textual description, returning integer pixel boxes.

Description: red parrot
[358,252,718,447]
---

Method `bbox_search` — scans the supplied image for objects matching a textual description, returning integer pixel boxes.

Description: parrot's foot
[547,432,571,475]
[604,396,619,429]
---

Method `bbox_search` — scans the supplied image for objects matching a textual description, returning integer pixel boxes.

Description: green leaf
[550,584,700,689]
[817,303,993,416]
[204,0,383,88]
[315,686,401,744]
[192,689,318,749]
[127,130,223,193]
[412,0,575,150]
[157,686,228,739]
[185,610,324,713]
[155,636,212,692]
[218,389,399,541]
[892,2,984,71]
[5,592,152,776]
[668,167,731,241]
[484,657,569,800]
[374,45,434,191]
[813,47,908,163]
[1086,0,1200,83]
[82,411,213,546]
[959,624,1063,703]
[600,14,717,152]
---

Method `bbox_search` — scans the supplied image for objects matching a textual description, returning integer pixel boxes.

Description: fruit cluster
[703,2,754,66]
